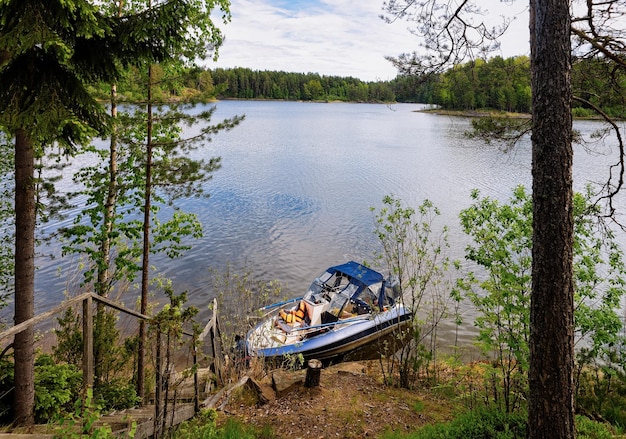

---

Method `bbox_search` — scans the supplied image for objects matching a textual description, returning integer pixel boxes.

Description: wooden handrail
[0,293,153,343]
[0,292,196,392]
[0,292,195,342]
[0,293,92,342]
[0,290,216,430]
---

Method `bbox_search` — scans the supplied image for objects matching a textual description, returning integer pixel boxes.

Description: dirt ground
[219,360,456,439]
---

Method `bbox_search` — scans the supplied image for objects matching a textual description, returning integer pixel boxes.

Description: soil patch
[219,360,455,438]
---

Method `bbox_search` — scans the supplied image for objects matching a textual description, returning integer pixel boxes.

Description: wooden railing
[0,293,229,437]
[0,292,156,390]
[0,292,218,395]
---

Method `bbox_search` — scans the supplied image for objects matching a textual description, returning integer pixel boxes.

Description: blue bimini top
[327,261,384,287]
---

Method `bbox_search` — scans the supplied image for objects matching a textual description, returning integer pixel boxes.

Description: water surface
[20,100,626,348]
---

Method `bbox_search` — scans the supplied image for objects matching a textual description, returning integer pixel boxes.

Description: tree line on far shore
[93,56,626,117]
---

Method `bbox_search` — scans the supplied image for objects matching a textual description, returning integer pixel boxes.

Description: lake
[21,100,626,349]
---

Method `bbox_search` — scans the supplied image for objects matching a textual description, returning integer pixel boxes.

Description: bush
[576,360,626,427]
[53,388,117,439]
[0,353,83,424]
[170,409,218,438]
[93,379,140,412]
[34,354,82,423]
[0,356,13,423]
[381,408,613,439]
[414,407,527,439]
[380,407,526,438]
[572,107,595,118]
[576,415,614,439]
[170,411,269,439]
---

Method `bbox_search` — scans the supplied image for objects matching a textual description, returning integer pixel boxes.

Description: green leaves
[34,354,82,423]
[372,195,454,388]
[152,211,203,259]
[0,1,116,143]
[458,185,626,409]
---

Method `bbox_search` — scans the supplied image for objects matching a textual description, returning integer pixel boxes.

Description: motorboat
[245,261,412,364]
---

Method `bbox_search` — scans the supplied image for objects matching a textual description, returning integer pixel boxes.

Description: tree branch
[573,95,625,223]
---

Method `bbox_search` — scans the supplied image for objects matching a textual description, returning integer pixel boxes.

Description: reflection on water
[10,101,626,351]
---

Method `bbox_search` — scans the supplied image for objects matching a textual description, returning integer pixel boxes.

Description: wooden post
[304,359,322,387]
[82,296,94,391]
[210,298,224,386]
[193,333,199,414]
[154,328,162,439]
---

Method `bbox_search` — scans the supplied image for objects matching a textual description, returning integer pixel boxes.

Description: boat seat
[340,310,356,319]
[276,312,309,329]
[271,333,287,344]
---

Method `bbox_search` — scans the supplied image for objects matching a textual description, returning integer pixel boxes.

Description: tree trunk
[529,0,575,437]
[95,0,125,387]
[96,83,119,298]
[304,359,322,387]
[13,129,35,427]
[137,64,154,404]
[94,83,119,385]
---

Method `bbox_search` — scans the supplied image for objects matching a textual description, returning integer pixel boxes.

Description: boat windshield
[326,283,358,316]
[357,285,379,305]
[305,266,396,317]
[307,271,351,297]
[308,277,327,296]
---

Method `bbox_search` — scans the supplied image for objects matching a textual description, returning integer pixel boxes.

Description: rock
[272,368,306,393]
[245,376,276,404]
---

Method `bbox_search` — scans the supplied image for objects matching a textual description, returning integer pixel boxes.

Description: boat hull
[247,305,412,364]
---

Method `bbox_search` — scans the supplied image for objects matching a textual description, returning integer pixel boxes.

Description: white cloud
[208,0,530,82]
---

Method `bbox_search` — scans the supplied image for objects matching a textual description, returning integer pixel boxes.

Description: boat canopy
[327,261,384,287]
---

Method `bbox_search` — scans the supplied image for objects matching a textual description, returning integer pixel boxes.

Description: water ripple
[12,101,623,350]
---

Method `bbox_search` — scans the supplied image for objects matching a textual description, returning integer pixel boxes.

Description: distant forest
[95,56,625,117]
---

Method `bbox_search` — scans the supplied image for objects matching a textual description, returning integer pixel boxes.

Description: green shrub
[53,388,118,439]
[576,415,614,439]
[381,407,527,439]
[0,353,83,424]
[53,307,83,365]
[0,356,13,423]
[381,408,613,439]
[219,418,258,439]
[93,379,140,412]
[170,411,271,439]
[169,409,218,438]
[572,107,595,118]
[576,361,626,427]
[54,306,139,412]
[34,354,82,423]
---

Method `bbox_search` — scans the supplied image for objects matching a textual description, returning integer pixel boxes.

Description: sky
[208,0,532,82]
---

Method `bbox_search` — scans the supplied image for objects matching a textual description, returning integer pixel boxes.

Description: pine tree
[0,0,195,426]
